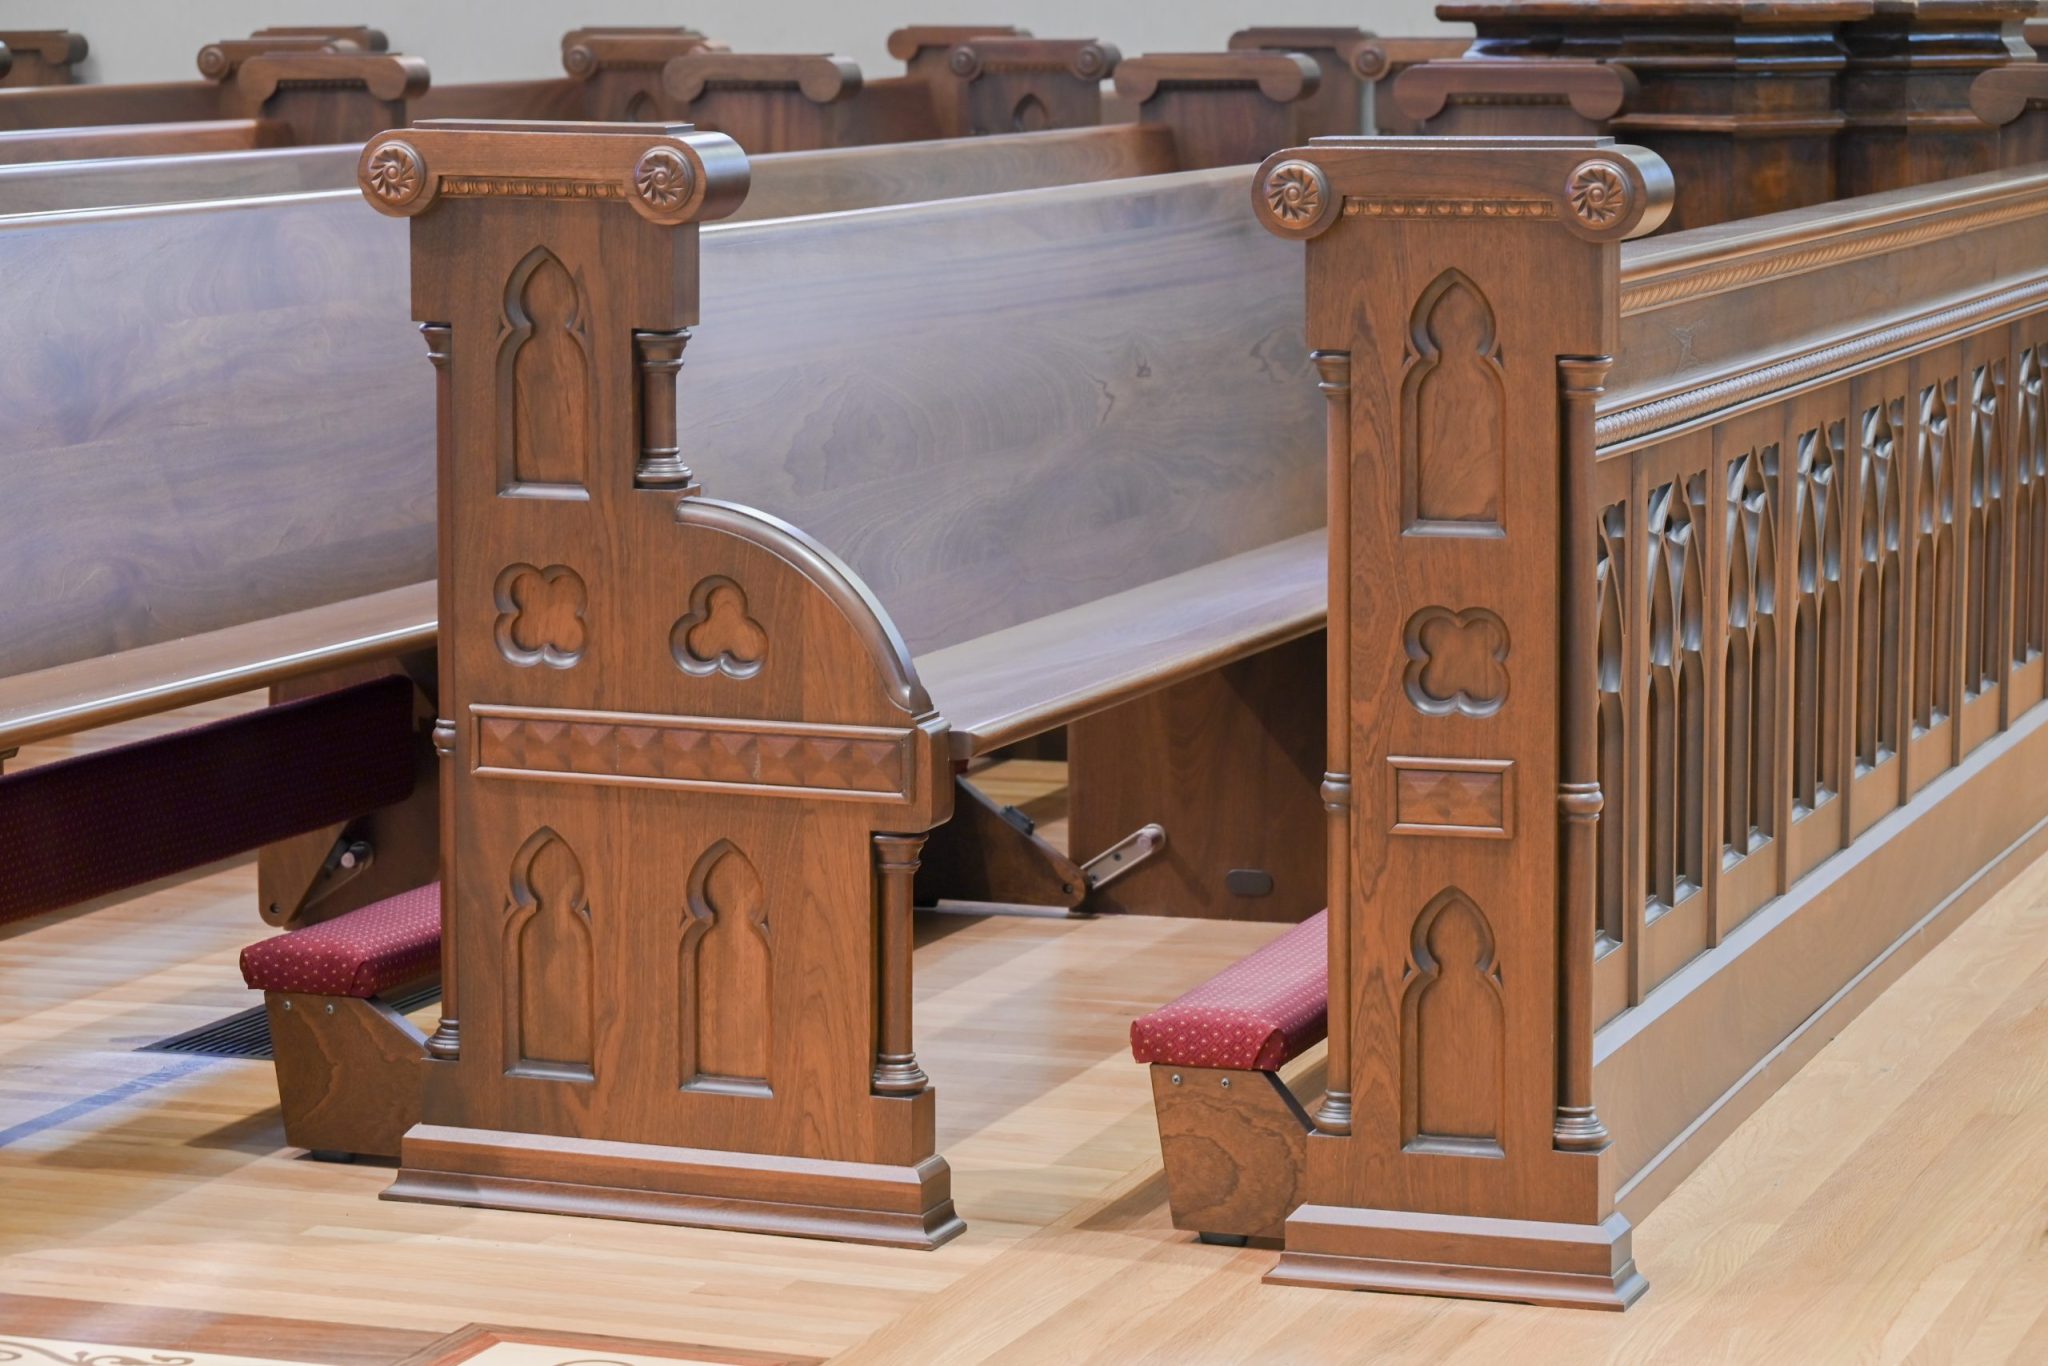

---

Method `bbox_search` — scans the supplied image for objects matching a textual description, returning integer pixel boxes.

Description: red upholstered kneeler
[1130,909,1328,1071]
[1132,911,1331,1246]
[241,882,440,1160]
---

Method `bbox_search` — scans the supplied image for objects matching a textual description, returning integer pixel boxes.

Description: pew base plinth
[1266,1206,1646,1311]
[384,1123,965,1249]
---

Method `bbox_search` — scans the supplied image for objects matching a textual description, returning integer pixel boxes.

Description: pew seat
[912,531,1323,760]
[1133,912,1329,1246]
[239,882,439,1160]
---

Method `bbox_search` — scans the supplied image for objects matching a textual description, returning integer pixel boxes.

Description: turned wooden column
[1254,134,1671,1308]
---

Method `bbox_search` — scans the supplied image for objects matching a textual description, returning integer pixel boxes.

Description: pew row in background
[1133,134,2048,1309]
[0,30,87,87]
[1392,0,2046,230]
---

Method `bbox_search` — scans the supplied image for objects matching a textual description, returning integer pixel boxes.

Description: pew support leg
[1151,1053,1323,1245]
[265,989,430,1161]
[915,773,1088,911]
[1070,634,1325,922]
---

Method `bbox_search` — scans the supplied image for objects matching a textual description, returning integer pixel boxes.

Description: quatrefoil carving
[494,563,587,669]
[672,576,767,680]
[1404,607,1510,717]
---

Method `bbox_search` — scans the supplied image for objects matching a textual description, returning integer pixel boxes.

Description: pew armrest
[915,531,1326,760]
[0,580,436,751]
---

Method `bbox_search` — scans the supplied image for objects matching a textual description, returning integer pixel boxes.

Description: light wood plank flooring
[3,703,2048,1362]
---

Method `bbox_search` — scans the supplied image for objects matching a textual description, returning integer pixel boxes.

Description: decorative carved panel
[473,705,915,801]
[1389,757,1513,839]
[497,246,594,497]
[1400,888,1504,1156]
[493,563,588,669]
[680,839,772,1095]
[1403,606,1510,717]
[1647,476,1706,912]
[1595,500,1627,946]
[1400,270,1506,534]
[504,827,595,1081]
[1857,397,1906,770]
[1792,421,1846,816]
[671,575,767,679]
[1724,445,1779,859]
[1965,360,2008,701]
[1912,377,1958,734]
[2019,348,2047,665]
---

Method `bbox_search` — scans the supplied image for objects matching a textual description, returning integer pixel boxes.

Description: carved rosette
[947,44,983,79]
[1352,42,1389,79]
[196,43,231,80]
[1071,42,1112,80]
[365,140,425,209]
[632,146,695,214]
[1566,160,1631,231]
[1259,159,1334,236]
[563,42,596,77]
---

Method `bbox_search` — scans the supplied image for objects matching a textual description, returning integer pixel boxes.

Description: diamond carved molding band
[364,140,424,208]
[632,146,694,212]
[1567,160,1631,229]
[1262,159,1330,232]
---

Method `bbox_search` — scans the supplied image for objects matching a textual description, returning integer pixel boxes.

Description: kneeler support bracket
[362,120,962,1248]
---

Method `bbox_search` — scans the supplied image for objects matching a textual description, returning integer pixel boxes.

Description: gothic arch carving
[1401,269,1506,534]
[679,838,772,1093]
[503,826,595,1079]
[497,245,595,496]
[1399,887,1505,1154]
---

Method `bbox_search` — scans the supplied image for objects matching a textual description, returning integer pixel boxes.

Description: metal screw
[1170,1073,1183,1086]
[1220,1076,1232,1089]
[325,1003,336,1015]
[281,1000,292,1011]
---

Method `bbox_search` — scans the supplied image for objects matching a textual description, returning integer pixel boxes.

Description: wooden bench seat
[918,531,1324,760]
[1132,911,1329,1244]
[239,882,439,1159]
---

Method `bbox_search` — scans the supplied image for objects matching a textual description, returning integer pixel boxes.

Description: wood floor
[4,702,2048,1362]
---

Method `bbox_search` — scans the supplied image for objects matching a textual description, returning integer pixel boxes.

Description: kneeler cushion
[1130,909,1328,1072]
[240,882,441,998]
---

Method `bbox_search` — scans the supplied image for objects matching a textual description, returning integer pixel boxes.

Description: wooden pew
[1192,132,2048,1308]
[346,119,1324,1235]
[409,27,721,123]
[1227,26,1473,137]
[660,37,1118,152]
[0,27,380,131]
[1114,52,1327,170]
[0,49,427,164]
[0,30,87,87]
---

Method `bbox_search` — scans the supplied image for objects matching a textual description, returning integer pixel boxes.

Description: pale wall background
[8,1,1454,86]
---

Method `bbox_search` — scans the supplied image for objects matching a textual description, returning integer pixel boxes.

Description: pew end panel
[363,121,962,1248]
[943,37,1121,138]
[1116,53,1323,171]
[0,30,86,87]
[1252,136,1674,1309]
[1227,26,1383,139]
[234,51,430,147]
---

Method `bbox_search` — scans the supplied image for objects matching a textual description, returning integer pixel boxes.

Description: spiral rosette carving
[1071,42,1112,79]
[633,146,694,213]
[563,42,596,76]
[365,141,425,207]
[1353,43,1389,79]
[947,45,982,79]
[1567,160,1631,229]
[195,43,230,80]
[1262,160,1329,232]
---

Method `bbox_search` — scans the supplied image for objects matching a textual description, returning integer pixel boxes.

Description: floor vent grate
[137,980,442,1060]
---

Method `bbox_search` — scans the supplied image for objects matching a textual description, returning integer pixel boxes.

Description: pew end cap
[358,119,751,226]
[1252,136,1674,243]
